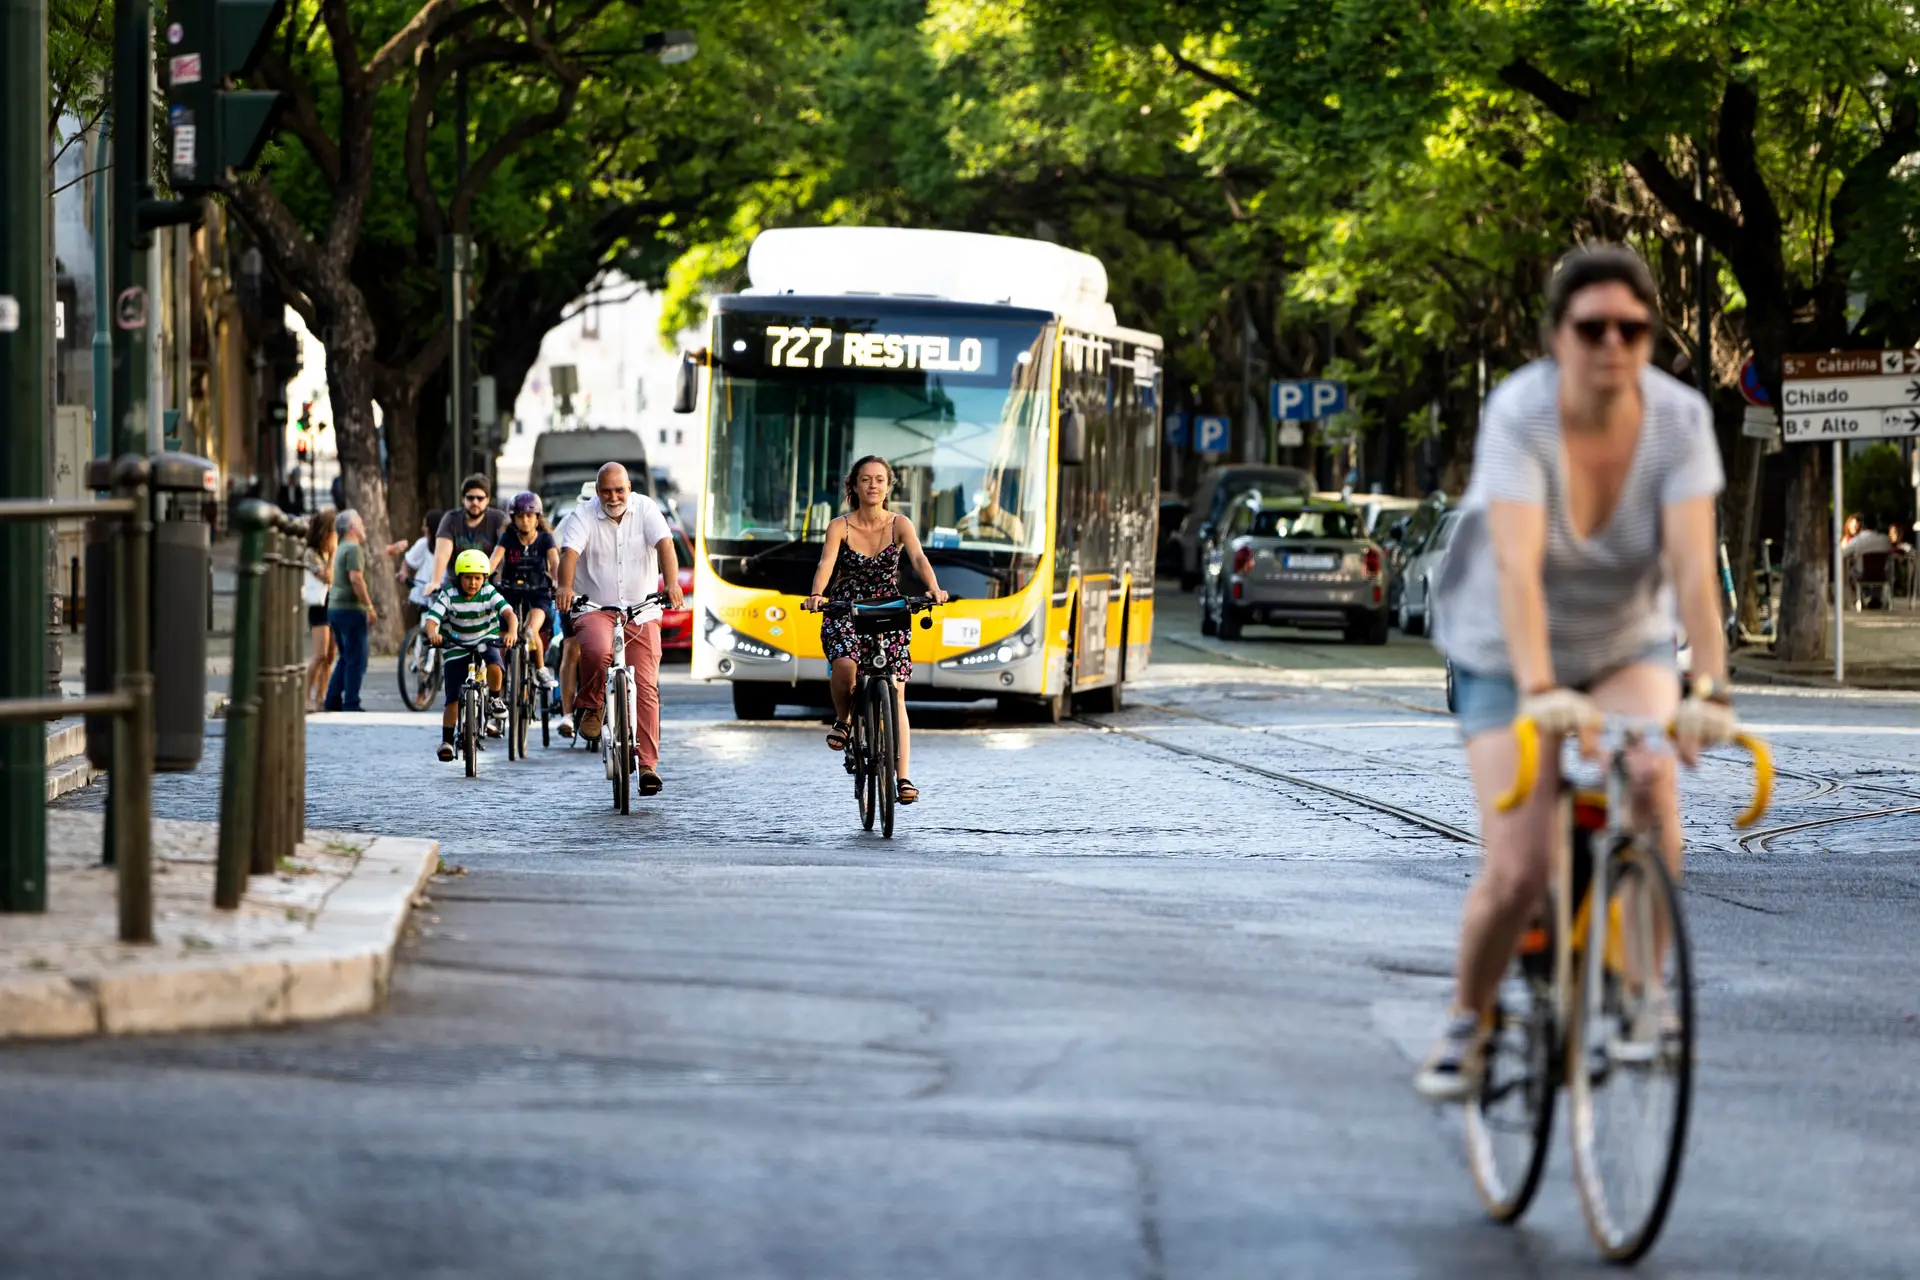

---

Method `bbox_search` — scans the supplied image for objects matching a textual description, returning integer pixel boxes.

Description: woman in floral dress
[802,456,949,804]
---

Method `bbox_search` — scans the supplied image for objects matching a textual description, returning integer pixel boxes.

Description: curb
[1732,662,1920,692]
[44,758,103,804]
[0,835,439,1041]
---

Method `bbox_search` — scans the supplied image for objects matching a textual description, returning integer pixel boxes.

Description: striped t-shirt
[424,583,513,648]
[1431,360,1723,685]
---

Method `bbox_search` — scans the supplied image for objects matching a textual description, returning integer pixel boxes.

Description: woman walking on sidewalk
[305,508,338,713]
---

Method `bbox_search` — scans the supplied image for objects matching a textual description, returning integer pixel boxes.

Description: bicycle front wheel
[610,672,631,815]
[1568,839,1693,1263]
[398,627,437,712]
[462,686,480,777]
[1466,899,1557,1223]
[855,682,877,831]
[870,678,896,839]
[506,647,523,760]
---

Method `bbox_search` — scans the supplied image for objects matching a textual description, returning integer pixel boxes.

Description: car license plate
[1284,553,1338,571]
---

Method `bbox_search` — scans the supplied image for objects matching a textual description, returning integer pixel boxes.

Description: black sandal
[826,721,851,751]
[897,778,919,805]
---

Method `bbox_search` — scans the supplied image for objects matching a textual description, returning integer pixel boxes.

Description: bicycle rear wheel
[461,685,479,777]
[1466,902,1557,1223]
[1569,839,1693,1263]
[870,678,896,839]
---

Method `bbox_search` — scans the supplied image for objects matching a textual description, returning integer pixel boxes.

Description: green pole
[0,0,50,913]
[111,0,151,459]
[214,502,269,908]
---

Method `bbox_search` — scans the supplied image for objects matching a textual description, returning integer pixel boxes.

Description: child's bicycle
[439,641,493,778]
[1465,714,1772,1263]
[570,592,668,814]
[812,595,936,839]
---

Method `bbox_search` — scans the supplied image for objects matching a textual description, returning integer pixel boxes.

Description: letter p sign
[1311,381,1346,417]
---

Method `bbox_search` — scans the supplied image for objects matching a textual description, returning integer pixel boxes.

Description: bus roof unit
[746,227,1120,334]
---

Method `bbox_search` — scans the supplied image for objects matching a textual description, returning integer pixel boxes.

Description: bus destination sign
[757,324,999,376]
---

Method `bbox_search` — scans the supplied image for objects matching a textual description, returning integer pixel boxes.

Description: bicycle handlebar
[569,591,670,619]
[807,595,940,620]
[1494,715,1773,829]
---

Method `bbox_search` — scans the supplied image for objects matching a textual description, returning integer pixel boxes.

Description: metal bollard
[279,527,301,857]
[111,456,155,944]
[252,527,285,876]
[291,529,307,846]
[214,502,269,909]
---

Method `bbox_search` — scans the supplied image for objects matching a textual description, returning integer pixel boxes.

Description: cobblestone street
[7,608,1920,1278]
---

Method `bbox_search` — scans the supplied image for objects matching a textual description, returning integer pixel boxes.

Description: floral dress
[821,522,912,682]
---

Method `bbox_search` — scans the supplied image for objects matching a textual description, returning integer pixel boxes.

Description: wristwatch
[1691,675,1731,705]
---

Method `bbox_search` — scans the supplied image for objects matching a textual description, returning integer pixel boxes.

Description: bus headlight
[704,611,791,662]
[938,617,1039,671]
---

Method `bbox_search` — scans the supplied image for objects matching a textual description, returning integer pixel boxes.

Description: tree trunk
[322,298,404,653]
[1773,444,1828,663]
[381,387,422,550]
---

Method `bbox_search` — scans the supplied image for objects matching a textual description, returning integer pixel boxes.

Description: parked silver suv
[1199,494,1390,644]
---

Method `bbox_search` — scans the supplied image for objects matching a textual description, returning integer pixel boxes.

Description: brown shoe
[579,708,603,740]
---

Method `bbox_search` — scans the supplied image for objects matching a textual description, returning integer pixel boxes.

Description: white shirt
[401,536,434,606]
[559,495,672,606]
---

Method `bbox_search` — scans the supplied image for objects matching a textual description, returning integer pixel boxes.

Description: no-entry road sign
[1780,350,1920,442]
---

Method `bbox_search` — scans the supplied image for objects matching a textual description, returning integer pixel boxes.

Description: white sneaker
[536,668,558,690]
[1414,1010,1491,1103]
[557,714,575,740]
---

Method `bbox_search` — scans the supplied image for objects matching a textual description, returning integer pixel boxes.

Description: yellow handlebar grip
[1732,732,1773,830]
[1496,716,1540,813]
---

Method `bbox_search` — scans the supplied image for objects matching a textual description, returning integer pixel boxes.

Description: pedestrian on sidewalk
[323,509,377,712]
[305,507,339,712]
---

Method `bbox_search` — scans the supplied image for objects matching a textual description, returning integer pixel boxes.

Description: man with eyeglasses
[426,473,510,597]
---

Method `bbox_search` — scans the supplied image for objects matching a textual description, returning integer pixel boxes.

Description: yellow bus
[673,227,1162,721]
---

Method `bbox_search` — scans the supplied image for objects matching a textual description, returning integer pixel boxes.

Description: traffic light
[295,437,308,461]
[161,0,286,194]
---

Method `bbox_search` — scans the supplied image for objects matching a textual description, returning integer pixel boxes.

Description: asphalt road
[8,598,1919,1278]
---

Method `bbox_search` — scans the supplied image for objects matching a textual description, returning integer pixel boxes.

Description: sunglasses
[1570,317,1653,346]
[463,493,489,502]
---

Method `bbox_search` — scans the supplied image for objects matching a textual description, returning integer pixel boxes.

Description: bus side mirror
[1059,404,1086,467]
[672,350,702,414]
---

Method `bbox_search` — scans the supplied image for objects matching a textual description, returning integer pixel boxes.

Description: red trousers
[573,612,661,767]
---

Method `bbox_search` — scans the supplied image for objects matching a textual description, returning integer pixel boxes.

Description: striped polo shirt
[424,583,513,648]
[1431,359,1723,686]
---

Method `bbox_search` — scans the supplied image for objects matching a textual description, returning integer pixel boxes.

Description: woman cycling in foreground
[1415,245,1740,1102]
[801,455,949,805]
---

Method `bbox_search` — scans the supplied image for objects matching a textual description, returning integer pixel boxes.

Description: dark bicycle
[811,595,936,838]
[437,641,491,778]
[503,615,551,760]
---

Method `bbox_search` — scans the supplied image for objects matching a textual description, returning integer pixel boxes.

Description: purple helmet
[510,491,542,516]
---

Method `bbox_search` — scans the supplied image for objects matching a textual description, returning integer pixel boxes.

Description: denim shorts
[1453,641,1677,739]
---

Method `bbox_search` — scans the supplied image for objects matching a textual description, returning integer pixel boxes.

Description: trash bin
[83,453,218,772]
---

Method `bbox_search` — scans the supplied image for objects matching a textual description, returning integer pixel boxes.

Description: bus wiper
[737,535,818,566]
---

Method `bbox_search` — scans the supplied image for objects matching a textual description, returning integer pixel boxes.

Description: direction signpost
[1781,350,1920,682]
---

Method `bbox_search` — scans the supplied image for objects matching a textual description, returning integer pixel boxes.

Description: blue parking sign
[1269,379,1349,421]
[1194,414,1231,454]
[1165,412,1190,447]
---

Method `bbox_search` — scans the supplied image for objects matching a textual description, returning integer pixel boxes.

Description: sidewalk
[1732,606,1920,690]
[0,812,437,1040]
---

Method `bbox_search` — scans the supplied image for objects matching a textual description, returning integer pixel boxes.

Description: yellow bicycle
[1465,714,1772,1263]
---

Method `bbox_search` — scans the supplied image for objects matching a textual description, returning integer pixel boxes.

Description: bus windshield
[703,306,1053,597]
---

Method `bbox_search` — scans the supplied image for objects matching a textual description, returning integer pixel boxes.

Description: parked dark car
[1175,464,1316,590]
[1157,493,1191,576]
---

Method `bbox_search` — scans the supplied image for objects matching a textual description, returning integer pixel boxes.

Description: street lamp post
[1,0,50,909]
